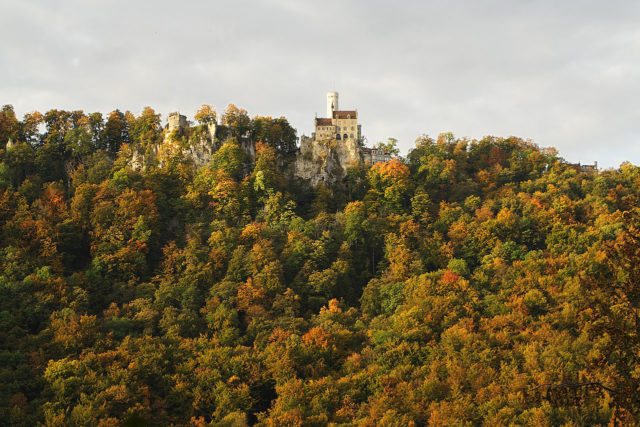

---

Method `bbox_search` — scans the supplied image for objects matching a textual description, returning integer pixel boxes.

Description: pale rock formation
[295,135,362,186]
[129,119,221,171]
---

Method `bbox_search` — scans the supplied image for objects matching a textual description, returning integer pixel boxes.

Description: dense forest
[1,103,639,425]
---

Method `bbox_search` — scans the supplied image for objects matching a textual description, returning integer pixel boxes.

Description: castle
[311,92,391,165]
[313,92,362,143]
[294,92,393,184]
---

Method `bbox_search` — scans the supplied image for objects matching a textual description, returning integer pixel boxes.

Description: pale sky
[2,0,639,168]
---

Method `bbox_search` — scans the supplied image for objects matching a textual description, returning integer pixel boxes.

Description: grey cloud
[1,0,639,167]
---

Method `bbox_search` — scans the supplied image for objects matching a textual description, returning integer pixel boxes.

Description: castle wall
[334,118,358,139]
[315,124,336,140]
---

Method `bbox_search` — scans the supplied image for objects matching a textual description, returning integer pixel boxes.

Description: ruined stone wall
[167,113,188,133]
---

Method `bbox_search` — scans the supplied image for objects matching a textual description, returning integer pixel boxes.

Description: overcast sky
[2,0,639,168]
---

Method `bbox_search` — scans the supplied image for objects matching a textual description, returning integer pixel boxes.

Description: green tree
[0,105,20,148]
[103,110,130,154]
[251,116,297,156]
[223,104,251,139]
[194,104,217,125]
[376,137,400,157]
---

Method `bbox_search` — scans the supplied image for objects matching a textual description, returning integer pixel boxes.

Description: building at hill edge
[294,92,393,185]
[310,92,391,165]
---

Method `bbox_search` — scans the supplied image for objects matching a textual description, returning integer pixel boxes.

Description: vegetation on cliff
[0,104,639,425]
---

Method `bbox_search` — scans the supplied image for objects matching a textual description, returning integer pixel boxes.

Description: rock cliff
[129,123,257,171]
[294,135,362,186]
[127,118,361,187]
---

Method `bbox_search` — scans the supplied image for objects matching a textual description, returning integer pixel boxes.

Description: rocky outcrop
[172,132,217,169]
[164,122,219,169]
[126,117,363,187]
[294,135,362,186]
[129,123,228,171]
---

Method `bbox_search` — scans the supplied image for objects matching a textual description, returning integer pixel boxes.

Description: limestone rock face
[125,119,363,187]
[170,123,219,168]
[240,138,255,160]
[129,124,223,171]
[295,136,362,186]
[175,136,217,169]
[129,147,148,171]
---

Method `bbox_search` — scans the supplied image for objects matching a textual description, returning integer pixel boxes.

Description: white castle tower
[326,92,339,118]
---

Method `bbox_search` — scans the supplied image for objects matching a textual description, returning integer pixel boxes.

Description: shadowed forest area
[1,104,639,425]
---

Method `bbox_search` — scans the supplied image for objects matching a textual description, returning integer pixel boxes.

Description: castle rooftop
[333,110,357,119]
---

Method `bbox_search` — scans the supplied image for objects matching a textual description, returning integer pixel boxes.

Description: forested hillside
[0,104,639,425]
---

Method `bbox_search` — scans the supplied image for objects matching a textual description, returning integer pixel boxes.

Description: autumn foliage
[0,104,639,425]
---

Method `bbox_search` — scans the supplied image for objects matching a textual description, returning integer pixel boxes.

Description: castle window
[336,134,341,140]
[343,134,348,139]
[350,134,354,138]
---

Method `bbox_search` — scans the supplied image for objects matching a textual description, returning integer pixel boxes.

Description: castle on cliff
[294,92,393,184]
[311,92,391,165]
